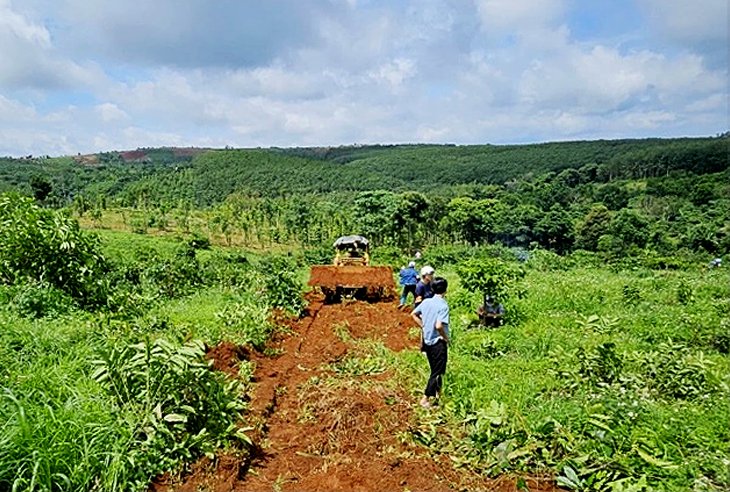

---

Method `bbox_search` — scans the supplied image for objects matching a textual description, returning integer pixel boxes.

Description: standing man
[398,261,418,308]
[412,277,449,409]
[414,265,435,308]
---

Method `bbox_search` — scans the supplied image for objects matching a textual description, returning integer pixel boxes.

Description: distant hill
[1,137,727,205]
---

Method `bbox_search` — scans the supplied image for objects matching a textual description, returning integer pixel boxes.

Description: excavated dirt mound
[308,265,395,289]
[158,295,561,492]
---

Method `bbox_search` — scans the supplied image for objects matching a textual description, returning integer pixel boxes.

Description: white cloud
[368,58,417,90]
[95,103,129,123]
[475,0,566,33]
[0,0,50,46]
[0,1,105,90]
[639,0,728,43]
[0,0,725,156]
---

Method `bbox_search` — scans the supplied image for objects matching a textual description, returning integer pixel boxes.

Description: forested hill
[115,136,730,205]
[2,136,728,206]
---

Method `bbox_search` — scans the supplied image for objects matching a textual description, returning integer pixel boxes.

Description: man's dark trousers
[424,339,447,397]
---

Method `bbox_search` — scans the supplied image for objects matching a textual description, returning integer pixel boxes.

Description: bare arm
[412,311,425,348]
[436,320,449,344]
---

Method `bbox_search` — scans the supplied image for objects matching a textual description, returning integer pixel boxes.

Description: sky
[0,0,727,156]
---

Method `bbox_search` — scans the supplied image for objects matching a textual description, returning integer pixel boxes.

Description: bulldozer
[308,235,395,303]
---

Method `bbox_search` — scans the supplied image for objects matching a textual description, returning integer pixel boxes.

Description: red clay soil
[308,265,396,289]
[161,295,561,492]
[206,342,252,378]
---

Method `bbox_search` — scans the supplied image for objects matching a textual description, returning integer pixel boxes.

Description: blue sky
[0,0,727,156]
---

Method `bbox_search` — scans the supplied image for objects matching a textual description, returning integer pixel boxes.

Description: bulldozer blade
[308,265,396,302]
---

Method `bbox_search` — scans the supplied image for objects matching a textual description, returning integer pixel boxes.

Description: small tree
[0,193,109,307]
[455,258,525,314]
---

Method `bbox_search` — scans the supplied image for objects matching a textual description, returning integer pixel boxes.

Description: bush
[302,243,333,266]
[92,338,249,489]
[11,281,76,318]
[456,257,526,304]
[0,193,109,307]
[639,343,719,399]
[259,256,305,315]
[143,246,203,299]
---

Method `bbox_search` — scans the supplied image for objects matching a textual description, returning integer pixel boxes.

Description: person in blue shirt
[411,277,449,409]
[398,261,418,308]
[414,265,435,308]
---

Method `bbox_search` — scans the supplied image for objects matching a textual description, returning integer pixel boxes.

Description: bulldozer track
[162,296,561,492]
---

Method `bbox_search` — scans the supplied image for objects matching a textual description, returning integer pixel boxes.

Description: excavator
[308,235,395,302]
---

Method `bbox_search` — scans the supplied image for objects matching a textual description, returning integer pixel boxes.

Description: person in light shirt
[411,277,449,409]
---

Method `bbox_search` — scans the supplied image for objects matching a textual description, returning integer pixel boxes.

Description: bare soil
[308,265,396,290]
[157,295,560,492]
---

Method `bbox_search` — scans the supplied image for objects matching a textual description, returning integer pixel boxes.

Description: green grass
[397,264,730,490]
[0,232,289,491]
[2,222,728,491]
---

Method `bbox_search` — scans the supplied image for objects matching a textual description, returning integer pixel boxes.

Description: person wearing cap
[414,265,435,308]
[398,261,419,308]
[411,277,450,409]
[478,295,505,327]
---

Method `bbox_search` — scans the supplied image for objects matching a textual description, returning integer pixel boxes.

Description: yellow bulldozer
[308,235,395,303]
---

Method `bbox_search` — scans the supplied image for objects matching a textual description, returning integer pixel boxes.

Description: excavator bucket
[308,265,396,303]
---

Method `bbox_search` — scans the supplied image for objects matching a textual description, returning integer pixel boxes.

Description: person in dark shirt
[414,265,435,308]
[478,295,505,327]
[398,261,418,308]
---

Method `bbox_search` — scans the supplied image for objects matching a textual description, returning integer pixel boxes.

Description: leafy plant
[639,343,719,399]
[0,193,109,307]
[214,301,273,350]
[10,280,76,318]
[92,338,249,488]
[677,281,694,305]
[456,258,526,319]
[577,342,623,385]
[260,256,305,315]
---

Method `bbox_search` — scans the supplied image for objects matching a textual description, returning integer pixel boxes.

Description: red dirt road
[162,296,560,492]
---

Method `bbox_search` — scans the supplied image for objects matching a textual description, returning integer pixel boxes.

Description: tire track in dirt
[163,295,560,492]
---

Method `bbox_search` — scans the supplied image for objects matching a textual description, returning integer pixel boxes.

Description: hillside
[1,136,727,206]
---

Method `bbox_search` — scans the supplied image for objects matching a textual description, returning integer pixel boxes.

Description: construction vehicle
[308,235,395,302]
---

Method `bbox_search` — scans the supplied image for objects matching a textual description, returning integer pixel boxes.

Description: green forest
[2,135,728,258]
[1,135,729,492]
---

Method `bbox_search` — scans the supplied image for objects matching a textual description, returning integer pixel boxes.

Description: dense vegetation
[394,247,729,491]
[4,136,725,261]
[0,196,302,491]
[0,135,728,491]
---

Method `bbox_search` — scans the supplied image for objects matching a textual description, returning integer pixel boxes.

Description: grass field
[1,228,728,491]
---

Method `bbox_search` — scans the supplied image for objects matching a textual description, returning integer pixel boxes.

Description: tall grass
[0,231,298,491]
[398,263,730,490]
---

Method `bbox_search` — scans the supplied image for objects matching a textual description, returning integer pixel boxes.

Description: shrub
[302,243,333,266]
[0,193,109,307]
[143,246,203,299]
[259,256,305,315]
[639,343,719,399]
[456,258,526,305]
[92,338,249,489]
[11,281,76,318]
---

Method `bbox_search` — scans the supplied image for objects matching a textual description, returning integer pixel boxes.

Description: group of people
[397,261,435,309]
[398,257,506,409]
[398,260,449,409]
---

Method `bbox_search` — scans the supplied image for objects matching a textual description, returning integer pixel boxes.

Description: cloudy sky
[0,0,727,156]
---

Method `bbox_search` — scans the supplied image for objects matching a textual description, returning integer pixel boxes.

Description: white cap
[408,261,416,268]
[420,265,434,276]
